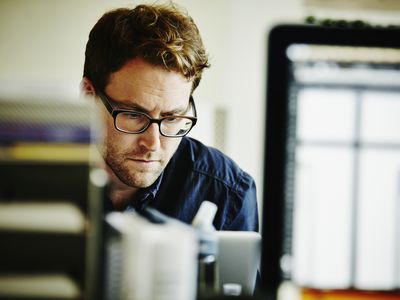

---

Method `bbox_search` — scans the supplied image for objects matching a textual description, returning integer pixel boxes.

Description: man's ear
[80,77,96,97]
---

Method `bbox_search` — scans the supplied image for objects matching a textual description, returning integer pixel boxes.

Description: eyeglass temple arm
[97,91,114,114]
[190,96,197,118]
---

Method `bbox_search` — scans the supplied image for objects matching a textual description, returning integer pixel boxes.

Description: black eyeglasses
[97,91,197,137]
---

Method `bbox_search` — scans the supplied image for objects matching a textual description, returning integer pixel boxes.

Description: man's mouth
[128,157,160,164]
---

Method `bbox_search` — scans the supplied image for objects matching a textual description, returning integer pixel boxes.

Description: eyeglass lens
[115,112,194,136]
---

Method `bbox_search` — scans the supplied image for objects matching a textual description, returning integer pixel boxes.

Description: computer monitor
[261,24,400,299]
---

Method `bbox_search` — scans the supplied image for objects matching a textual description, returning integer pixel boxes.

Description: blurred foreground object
[262,24,400,300]
[0,96,105,300]
[104,210,198,300]
[192,201,220,298]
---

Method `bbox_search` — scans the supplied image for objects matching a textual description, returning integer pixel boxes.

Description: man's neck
[108,183,138,211]
[105,166,139,211]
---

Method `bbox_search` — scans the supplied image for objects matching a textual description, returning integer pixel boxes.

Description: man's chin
[106,158,163,189]
[122,172,161,189]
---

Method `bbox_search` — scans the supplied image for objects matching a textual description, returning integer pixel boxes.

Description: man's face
[98,58,192,188]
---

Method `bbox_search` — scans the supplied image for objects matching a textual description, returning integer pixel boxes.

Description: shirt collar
[125,169,165,211]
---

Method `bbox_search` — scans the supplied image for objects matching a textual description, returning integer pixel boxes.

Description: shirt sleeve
[225,175,259,232]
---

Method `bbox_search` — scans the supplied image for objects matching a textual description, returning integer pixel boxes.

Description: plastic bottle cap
[192,201,217,228]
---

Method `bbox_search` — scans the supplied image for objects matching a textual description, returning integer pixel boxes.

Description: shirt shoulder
[177,137,254,200]
[156,137,258,231]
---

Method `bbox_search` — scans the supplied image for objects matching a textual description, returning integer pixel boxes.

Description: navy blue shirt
[105,137,258,232]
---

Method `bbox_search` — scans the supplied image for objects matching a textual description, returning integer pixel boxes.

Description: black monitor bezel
[261,24,400,299]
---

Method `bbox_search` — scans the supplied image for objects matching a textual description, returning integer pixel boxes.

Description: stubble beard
[107,153,164,188]
[99,140,164,188]
[99,132,181,189]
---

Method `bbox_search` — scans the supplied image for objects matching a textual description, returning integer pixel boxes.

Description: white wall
[176,0,304,214]
[0,0,305,216]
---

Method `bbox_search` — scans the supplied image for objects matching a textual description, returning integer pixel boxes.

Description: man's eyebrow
[160,106,188,116]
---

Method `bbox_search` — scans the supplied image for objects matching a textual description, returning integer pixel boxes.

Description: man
[81,3,258,231]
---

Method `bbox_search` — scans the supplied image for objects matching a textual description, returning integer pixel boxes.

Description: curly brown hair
[83,3,210,93]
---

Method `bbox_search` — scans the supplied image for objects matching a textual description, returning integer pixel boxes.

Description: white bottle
[192,201,220,297]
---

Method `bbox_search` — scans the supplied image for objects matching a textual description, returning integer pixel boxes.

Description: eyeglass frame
[96,90,198,137]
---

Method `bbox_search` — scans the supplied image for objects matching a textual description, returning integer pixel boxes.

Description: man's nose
[137,123,161,151]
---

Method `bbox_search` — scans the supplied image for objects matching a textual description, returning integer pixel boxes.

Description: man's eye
[164,116,178,123]
[128,113,143,120]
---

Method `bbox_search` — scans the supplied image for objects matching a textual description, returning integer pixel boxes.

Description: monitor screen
[261,25,400,297]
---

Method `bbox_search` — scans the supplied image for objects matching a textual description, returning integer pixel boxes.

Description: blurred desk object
[103,210,261,300]
[216,231,261,296]
[104,211,199,300]
[0,97,105,300]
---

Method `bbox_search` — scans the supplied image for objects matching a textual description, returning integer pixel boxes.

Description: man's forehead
[107,92,190,114]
